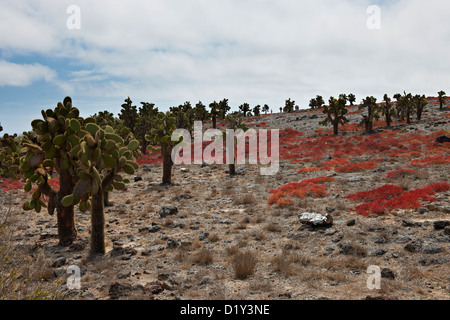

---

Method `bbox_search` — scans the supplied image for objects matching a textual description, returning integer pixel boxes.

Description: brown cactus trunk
[103,191,110,207]
[162,144,173,185]
[90,189,105,255]
[417,108,422,121]
[367,107,373,132]
[333,121,339,135]
[406,106,411,124]
[386,104,391,126]
[56,205,76,245]
[141,139,149,155]
[56,169,77,245]
[398,104,404,120]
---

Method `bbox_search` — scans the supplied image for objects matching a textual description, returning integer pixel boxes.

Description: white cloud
[0,1,63,54]
[1,0,450,110]
[0,60,57,86]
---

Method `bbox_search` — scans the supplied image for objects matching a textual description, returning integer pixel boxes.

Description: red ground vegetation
[136,149,163,165]
[0,178,25,192]
[334,161,378,173]
[297,166,331,173]
[1,176,60,192]
[386,168,420,179]
[409,155,450,167]
[345,183,450,216]
[268,177,335,207]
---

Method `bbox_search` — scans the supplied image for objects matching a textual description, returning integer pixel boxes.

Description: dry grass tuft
[191,248,214,265]
[0,199,68,299]
[266,223,282,232]
[208,234,220,242]
[254,215,266,224]
[232,251,257,280]
[225,246,240,256]
[249,276,273,292]
[300,270,348,283]
[270,250,307,276]
[319,255,368,272]
[233,193,257,205]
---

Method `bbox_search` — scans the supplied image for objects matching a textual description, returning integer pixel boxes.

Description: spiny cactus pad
[63,122,139,211]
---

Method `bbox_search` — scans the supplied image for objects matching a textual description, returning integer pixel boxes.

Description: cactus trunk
[56,169,77,245]
[103,190,110,207]
[56,206,76,245]
[366,106,373,132]
[162,144,173,185]
[229,163,236,175]
[333,122,339,135]
[386,105,392,126]
[398,106,404,120]
[90,189,105,255]
[406,106,411,124]
[141,139,149,155]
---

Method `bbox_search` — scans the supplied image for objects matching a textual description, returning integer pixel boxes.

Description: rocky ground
[0,99,449,300]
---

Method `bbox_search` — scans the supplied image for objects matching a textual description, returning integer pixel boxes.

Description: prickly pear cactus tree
[309,95,325,110]
[284,98,295,113]
[0,133,21,178]
[145,112,178,185]
[225,114,248,175]
[170,104,193,132]
[319,96,349,135]
[193,101,209,123]
[393,93,403,120]
[413,94,427,121]
[348,94,356,106]
[253,105,261,117]
[382,94,393,127]
[62,123,140,255]
[218,98,230,120]
[209,101,220,129]
[438,91,446,111]
[393,92,414,123]
[405,93,413,124]
[134,102,158,155]
[239,103,251,117]
[20,97,84,245]
[118,97,138,134]
[359,96,380,133]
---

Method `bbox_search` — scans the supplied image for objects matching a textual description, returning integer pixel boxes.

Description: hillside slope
[0,97,449,300]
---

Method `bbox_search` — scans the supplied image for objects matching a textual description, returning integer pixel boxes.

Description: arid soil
[0,98,449,300]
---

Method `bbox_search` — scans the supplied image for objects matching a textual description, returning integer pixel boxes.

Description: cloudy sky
[1,0,449,134]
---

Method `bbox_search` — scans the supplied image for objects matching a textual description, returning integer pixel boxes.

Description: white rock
[299,212,333,226]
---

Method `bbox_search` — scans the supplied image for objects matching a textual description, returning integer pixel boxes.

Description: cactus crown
[20,97,86,212]
[19,97,139,213]
[0,133,21,178]
[145,111,181,152]
[62,121,140,211]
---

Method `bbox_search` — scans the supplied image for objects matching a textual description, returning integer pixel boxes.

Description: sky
[1,0,449,134]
